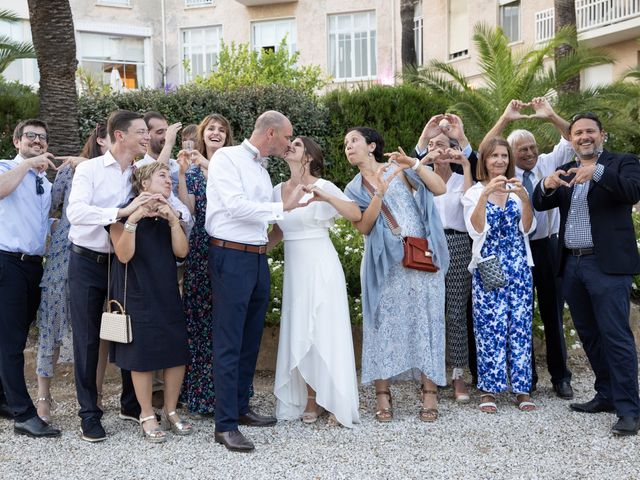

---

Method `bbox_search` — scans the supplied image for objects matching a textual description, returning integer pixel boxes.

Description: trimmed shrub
[0,78,39,159]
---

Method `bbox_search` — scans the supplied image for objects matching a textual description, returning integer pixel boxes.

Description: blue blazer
[532,149,640,276]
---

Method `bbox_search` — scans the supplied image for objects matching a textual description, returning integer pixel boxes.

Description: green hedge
[0,78,39,159]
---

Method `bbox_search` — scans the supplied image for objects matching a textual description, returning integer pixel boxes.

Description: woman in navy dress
[109,162,192,442]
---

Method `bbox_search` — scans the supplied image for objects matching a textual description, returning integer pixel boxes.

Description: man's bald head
[250,110,293,158]
[254,111,290,134]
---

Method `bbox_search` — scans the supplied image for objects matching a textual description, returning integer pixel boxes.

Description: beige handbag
[100,255,132,344]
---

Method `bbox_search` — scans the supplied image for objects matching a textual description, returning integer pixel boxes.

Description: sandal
[302,396,325,424]
[419,386,438,422]
[161,409,194,435]
[35,396,54,424]
[479,393,498,413]
[327,413,340,427]
[452,368,470,403]
[515,393,536,412]
[140,415,167,443]
[375,390,393,422]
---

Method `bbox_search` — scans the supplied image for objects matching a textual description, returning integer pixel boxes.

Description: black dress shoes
[214,430,255,452]
[0,402,13,420]
[238,409,277,427]
[570,397,615,414]
[80,417,106,443]
[553,381,574,399]
[14,416,61,438]
[611,416,640,436]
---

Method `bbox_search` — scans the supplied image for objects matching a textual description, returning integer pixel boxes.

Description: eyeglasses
[133,129,150,136]
[35,176,44,195]
[23,131,49,142]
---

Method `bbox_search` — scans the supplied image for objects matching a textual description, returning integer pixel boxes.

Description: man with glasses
[0,119,60,437]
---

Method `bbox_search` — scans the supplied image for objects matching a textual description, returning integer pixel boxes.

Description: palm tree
[404,23,612,150]
[27,0,80,156]
[555,0,579,93]
[400,0,418,71]
[0,9,36,74]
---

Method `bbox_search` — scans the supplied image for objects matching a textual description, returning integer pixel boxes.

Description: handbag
[476,255,506,291]
[100,254,133,344]
[361,176,438,273]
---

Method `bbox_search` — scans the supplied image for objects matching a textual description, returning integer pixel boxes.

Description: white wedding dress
[273,179,360,428]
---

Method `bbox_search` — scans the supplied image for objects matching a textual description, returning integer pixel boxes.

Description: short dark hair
[346,126,385,162]
[297,136,324,177]
[80,121,108,159]
[477,137,515,181]
[107,110,144,142]
[181,124,198,141]
[13,119,49,142]
[143,111,167,129]
[569,112,603,133]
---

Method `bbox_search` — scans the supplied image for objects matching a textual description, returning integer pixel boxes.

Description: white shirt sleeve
[66,161,119,226]
[537,137,575,175]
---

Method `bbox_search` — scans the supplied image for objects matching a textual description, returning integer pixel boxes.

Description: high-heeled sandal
[419,386,438,422]
[302,396,325,424]
[479,393,498,413]
[375,390,393,423]
[452,368,470,403]
[161,410,194,436]
[35,396,54,424]
[140,415,167,443]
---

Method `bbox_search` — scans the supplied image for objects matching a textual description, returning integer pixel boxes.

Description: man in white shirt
[486,97,575,399]
[0,119,61,438]
[206,111,306,452]
[67,110,190,442]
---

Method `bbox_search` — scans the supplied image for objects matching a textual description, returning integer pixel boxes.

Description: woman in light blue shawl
[344,127,449,423]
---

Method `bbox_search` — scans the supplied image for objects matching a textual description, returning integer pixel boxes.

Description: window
[500,0,521,43]
[414,0,424,66]
[0,19,39,86]
[181,26,222,82]
[582,64,613,89]
[448,0,469,60]
[328,11,377,80]
[185,0,213,6]
[77,32,145,89]
[251,19,296,56]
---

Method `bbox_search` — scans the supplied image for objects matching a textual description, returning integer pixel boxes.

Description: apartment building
[0,1,637,91]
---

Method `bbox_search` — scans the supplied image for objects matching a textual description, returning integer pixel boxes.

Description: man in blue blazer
[533,112,640,436]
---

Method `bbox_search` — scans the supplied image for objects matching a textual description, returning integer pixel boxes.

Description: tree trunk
[27,0,81,157]
[554,0,580,93]
[400,0,418,71]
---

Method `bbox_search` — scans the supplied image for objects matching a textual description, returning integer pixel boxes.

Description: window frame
[327,10,377,82]
[180,25,223,84]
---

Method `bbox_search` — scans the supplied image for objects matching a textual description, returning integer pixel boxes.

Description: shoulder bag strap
[361,175,403,236]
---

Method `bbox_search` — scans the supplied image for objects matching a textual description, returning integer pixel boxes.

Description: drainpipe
[161,0,167,88]
[391,0,397,84]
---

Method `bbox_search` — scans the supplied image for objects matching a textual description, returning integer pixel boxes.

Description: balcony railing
[97,0,131,6]
[535,0,640,42]
[185,0,213,6]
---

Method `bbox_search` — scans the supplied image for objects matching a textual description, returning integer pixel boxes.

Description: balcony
[535,0,640,45]
[234,0,297,6]
[185,0,213,6]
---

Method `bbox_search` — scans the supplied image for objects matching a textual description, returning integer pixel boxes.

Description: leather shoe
[611,416,640,436]
[80,417,106,443]
[214,430,255,452]
[238,409,277,427]
[14,416,61,438]
[0,402,13,420]
[570,397,615,414]
[553,381,574,399]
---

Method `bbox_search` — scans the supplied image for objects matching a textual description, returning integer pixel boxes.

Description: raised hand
[543,169,571,190]
[506,177,528,201]
[503,99,530,121]
[482,175,510,197]
[55,155,88,171]
[384,146,416,169]
[443,114,467,142]
[165,122,182,148]
[530,97,555,120]
[283,183,308,211]
[176,150,191,174]
[27,152,57,173]
[423,148,447,165]
[419,114,446,143]
[442,148,469,168]
[566,164,597,185]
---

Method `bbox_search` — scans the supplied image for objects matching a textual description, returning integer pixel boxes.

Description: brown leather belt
[210,238,267,254]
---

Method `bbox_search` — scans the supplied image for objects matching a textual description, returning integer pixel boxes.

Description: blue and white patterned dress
[359,174,447,386]
[471,198,533,394]
[36,165,74,377]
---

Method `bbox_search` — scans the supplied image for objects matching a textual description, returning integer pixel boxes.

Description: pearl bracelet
[124,222,137,233]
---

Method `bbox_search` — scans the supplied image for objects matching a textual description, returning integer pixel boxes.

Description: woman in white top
[430,133,473,402]
[461,137,536,413]
[269,136,361,427]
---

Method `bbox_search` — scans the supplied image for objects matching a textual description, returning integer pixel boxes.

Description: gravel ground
[0,350,639,480]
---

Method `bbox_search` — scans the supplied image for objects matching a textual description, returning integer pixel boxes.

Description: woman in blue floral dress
[461,137,536,413]
[177,114,235,415]
[35,124,111,423]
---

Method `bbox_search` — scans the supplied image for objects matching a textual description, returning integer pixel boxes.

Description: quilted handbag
[100,300,132,343]
[477,255,506,291]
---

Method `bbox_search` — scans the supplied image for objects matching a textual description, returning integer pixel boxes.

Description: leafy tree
[195,38,327,95]
[0,9,36,74]
[404,23,612,150]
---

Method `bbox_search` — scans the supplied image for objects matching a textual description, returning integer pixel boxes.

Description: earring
[368,152,373,157]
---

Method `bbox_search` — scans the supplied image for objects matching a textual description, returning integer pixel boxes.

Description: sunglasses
[36,176,44,195]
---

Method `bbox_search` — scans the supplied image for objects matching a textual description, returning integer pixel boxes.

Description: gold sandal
[419,387,438,422]
[161,410,194,435]
[140,415,167,443]
[375,390,393,422]
[302,396,325,424]
[35,396,54,424]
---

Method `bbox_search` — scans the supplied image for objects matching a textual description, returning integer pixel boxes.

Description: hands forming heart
[503,97,555,121]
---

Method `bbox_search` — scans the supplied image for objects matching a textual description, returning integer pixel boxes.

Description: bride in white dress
[269,136,361,428]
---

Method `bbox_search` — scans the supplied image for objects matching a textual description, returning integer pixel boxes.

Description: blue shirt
[0,154,52,255]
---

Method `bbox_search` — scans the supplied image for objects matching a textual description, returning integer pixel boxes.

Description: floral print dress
[472,198,533,394]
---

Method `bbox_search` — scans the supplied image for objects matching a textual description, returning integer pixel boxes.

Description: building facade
[0,0,638,91]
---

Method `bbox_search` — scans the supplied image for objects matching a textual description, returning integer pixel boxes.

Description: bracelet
[124,222,137,233]
[411,158,421,171]
[373,189,384,199]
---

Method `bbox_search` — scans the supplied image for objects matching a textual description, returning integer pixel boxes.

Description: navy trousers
[529,235,571,386]
[68,250,138,422]
[0,254,41,422]
[562,254,640,416]
[209,244,270,432]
